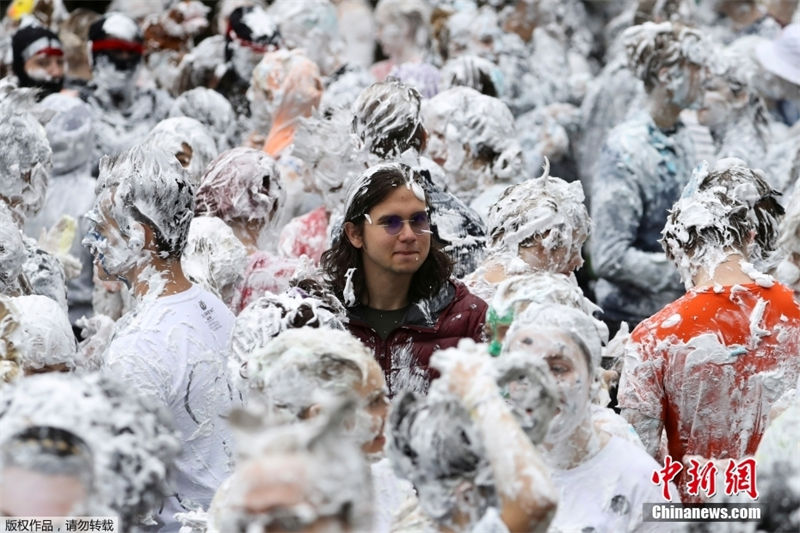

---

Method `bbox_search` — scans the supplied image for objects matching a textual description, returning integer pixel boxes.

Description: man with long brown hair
[321,162,487,396]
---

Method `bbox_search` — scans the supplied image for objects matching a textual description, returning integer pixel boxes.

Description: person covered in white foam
[234,326,410,533]
[504,303,680,532]
[0,372,180,529]
[0,89,68,310]
[465,159,590,302]
[83,143,236,531]
[0,294,80,383]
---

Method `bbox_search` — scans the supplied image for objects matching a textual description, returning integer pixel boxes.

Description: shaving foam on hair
[487,158,590,268]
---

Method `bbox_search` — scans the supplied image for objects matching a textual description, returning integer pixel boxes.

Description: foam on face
[0,373,180,526]
[421,87,522,200]
[494,349,559,445]
[267,0,343,75]
[374,0,431,63]
[386,388,497,527]
[156,0,210,38]
[622,22,706,88]
[293,106,363,206]
[220,401,373,531]
[490,272,608,346]
[0,206,26,295]
[246,327,384,448]
[351,80,424,160]
[83,145,194,296]
[487,159,590,267]
[247,49,323,137]
[168,88,236,153]
[38,94,94,176]
[228,290,347,394]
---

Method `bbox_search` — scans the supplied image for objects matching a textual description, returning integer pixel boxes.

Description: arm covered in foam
[617,330,666,457]
[432,340,556,532]
[590,145,680,293]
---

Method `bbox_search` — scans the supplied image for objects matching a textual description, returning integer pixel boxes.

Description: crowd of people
[2,0,800,531]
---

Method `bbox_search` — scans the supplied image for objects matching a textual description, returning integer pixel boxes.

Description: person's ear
[657,65,671,86]
[344,221,364,249]
[306,404,322,419]
[134,222,156,252]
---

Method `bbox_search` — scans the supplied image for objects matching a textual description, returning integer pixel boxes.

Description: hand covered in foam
[37,215,82,279]
[430,339,499,411]
[77,314,116,368]
[598,322,629,405]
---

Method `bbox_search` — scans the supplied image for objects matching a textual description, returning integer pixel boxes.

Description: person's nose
[397,221,417,242]
[46,58,63,78]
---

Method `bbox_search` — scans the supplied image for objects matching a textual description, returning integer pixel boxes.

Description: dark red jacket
[346,280,487,396]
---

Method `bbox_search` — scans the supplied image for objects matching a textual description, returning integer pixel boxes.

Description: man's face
[347,186,431,280]
[697,75,736,129]
[355,361,389,455]
[0,164,49,224]
[24,52,65,82]
[505,326,591,444]
[668,61,706,109]
[83,189,143,278]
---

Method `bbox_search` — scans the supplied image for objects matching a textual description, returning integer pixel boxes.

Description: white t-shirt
[371,457,416,533]
[105,285,237,532]
[548,436,682,533]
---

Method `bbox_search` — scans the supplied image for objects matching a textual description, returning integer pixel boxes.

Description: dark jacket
[346,280,487,396]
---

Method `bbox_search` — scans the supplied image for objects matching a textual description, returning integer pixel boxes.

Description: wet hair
[623,22,705,91]
[0,88,52,221]
[662,160,783,265]
[351,79,426,159]
[228,283,347,391]
[0,294,78,376]
[320,163,452,306]
[98,143,195,258]
[422,87,521,187]
[168,88,235,152]
[387,391,497,523]
[439,55,499,97]
[222,400,372,531]
[713,60,771,140]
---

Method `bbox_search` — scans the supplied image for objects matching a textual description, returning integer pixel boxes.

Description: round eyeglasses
[366,211,432,236]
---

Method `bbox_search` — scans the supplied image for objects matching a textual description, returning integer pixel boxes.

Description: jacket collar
[347,280,456,331]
